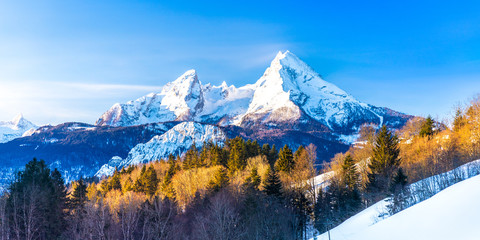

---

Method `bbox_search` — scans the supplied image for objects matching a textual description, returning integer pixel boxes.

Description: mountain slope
[0,122,177,183]
[344,173,480,240]
[96,51,411,135]
[96,122,226,177]
[0,114,37,143]
[240,51,377,129]
[315,159,480,240]
[96,70,204,126]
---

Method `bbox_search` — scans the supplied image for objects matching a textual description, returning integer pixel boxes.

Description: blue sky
[0,0,479,125]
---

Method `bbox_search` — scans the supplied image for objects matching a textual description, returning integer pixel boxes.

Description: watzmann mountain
[0,51,412,183]
[97,51,408,134]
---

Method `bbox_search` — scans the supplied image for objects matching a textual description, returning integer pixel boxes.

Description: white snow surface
[95,122,226,177]
[314,159,480,240]
[96,51,384,129]
[0,114,37,143]
[242,51,374,126]
[320,174,480,240]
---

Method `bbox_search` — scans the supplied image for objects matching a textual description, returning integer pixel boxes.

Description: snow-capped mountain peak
[241,50,378,129]
[96,69,204,126]
[0,114,37,143]
[97,51,409,134]
[159,69,204,120]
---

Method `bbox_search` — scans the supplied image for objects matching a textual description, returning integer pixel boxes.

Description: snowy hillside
[95,122,226,177]
[314,159,480,240]
[96,51,411,135]
[0,114,37,143]
[321,173,480,240]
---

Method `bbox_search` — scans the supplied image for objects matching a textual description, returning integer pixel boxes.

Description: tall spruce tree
[245,166,261,189]
[70,178,88,209]
[453,109,465,132]
[275,145,295,173]
[419,115,435,138]
[227,137,247,172]
[144,165,159,196]
[263,166,283,197]
[207,167,229,192]
[338,154,361,217]
[367,125,401,197]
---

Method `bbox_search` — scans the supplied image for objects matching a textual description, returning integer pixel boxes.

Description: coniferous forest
[0,98,480,240]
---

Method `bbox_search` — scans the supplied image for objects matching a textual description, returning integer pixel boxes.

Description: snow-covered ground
[313,159,480,240]
[317,173,480,240]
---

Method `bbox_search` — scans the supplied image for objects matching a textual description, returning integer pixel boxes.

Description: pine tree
[367,125,401,197]
[388,168,409,214]
[109,170,122,191]
[70,178,88,209]
[133,165,147,193]
[453,109,465,132]
[275,145,295,173]
[245,166,261,189]
[269,144,278,166]
[341,155,359,190]
[6,158,67,239]
[144,165,159,196]
[207,167,229,192]
[419,115,435,138]
[123,176,134,192]
[263,166,282,197]
[183,144,200,169]
[314,188,333,233]
[162,156,178,198]
[227,137,247,172]
[390,168,408,193]
[338,155,361,217]
[293,145,305,162]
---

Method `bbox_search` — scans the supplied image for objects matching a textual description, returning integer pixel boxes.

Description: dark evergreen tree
[269,144,278,166]
[70,178,88,209]
[337,155,362,218]
[263,166,282,197]
[162,155,179,198]
[314,188,333,233]
[419,115,435,138]
[207,167,229,192]
[123,176,134,192]
[133,165,158,196]
[109,169,122,191]
[275,145,295,173]
[183,144,200,169]
[388,168,409,214]
[390,167,408,192]
[293,145,305,163]
[227,137,247,172]
[367,125,401,198]
[144,165,159,196]
[246,139,260,158]
[341,155,359,190]
[6,158,67,240]
[453,109,465,132]
[133,165,147,193]
[245,166,261,189]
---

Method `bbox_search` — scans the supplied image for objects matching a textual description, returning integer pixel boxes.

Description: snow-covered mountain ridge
[95,122,226,177]
[97,51,411,134]
[0,114,37,143]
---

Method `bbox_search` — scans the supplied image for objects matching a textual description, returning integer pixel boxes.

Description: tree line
[0,138,318,240]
